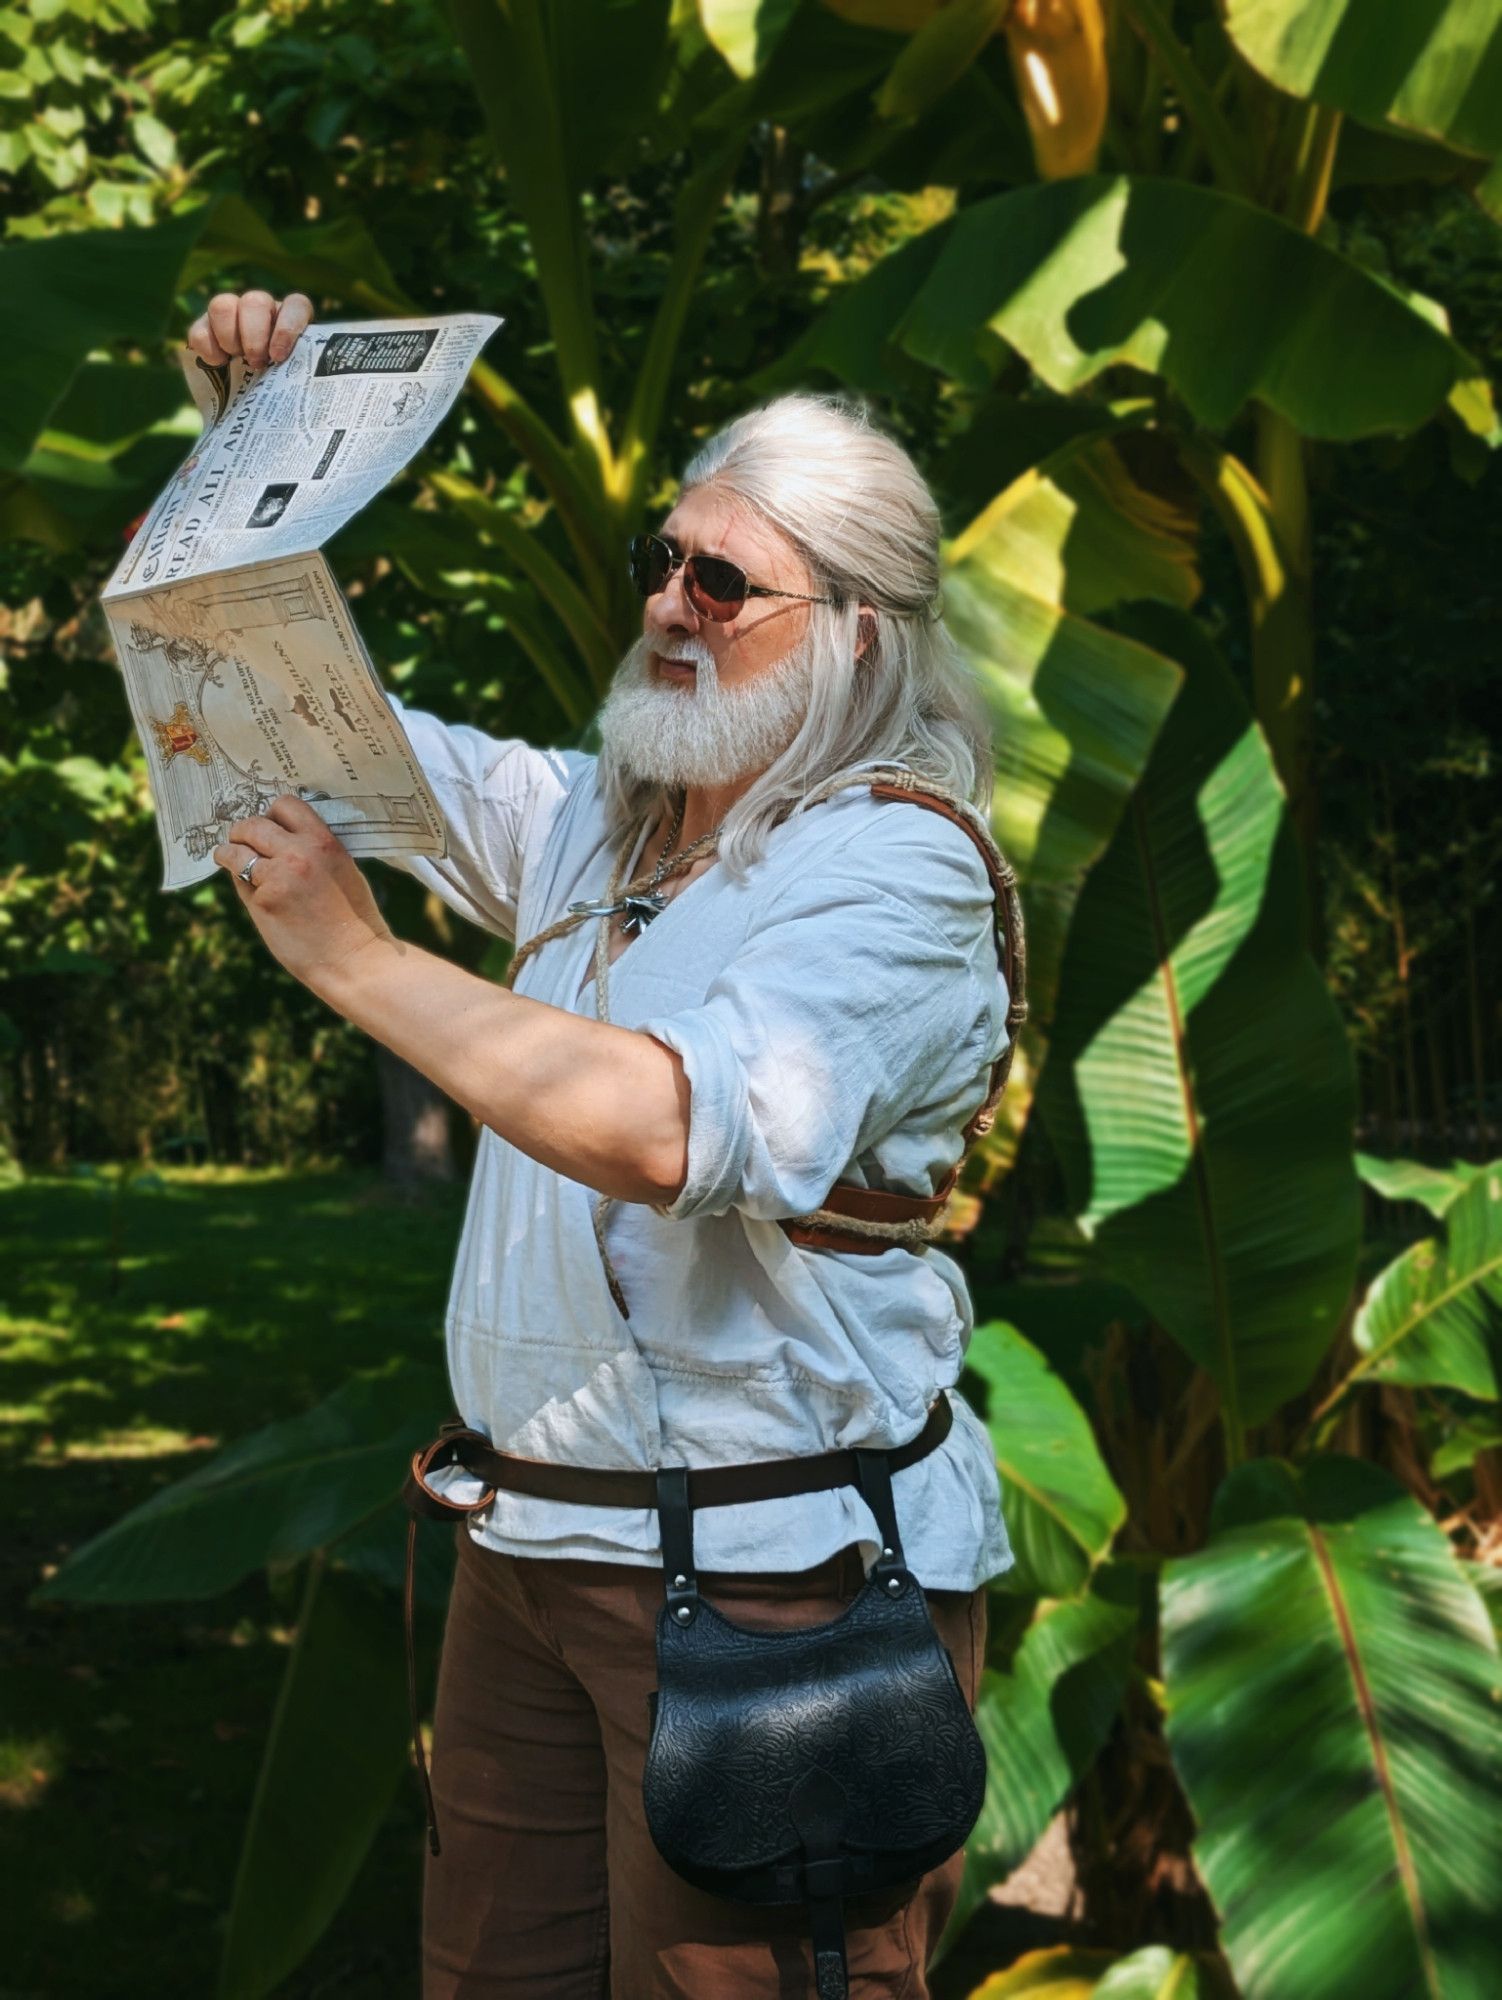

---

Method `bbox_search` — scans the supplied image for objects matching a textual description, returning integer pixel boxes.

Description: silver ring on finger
[239,854,262,886]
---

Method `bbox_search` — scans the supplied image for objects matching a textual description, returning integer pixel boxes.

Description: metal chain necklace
[567,791,722,937]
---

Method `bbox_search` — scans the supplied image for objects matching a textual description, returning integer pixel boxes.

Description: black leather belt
[398,1390,955,1859]
[403,1387,953,1520]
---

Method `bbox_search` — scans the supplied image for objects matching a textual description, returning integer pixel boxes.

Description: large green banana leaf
[780,175,1486,440]
[0,194,422,548]
[1355,1150,1485,1218]
[1335,1161,1502,1403]
[944,418,1208,612]
[1160,1456,1502,2000]
[437,0,673,425]
[1225,0,1502,160]
[1038,606,1359,1437]
[218,1559,413,2000]
[32,1360,448,1604]
[0,207,204,476]
[963,1321,1126,1597]
[969,1945,1236,1997]
[941,1564,1140,1958]
[940,508,1185,1040]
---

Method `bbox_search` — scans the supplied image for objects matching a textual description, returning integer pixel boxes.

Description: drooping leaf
[874,0,1007,123]
[1340,1163,1502,1402]
[1355,1150,1484,1217]
[949,425,1201,618]
[941,505,1185,1034]
[1161,1456,1502,2000]
[217,1561,413,2000]
[787,174,1484,440]
[1431,1416,1502,1480]
[958,1564,1138,1928]
[1224,0,1502,160]
[0,206,205,473]
[963,1321,1126,1596]
[33,1360,450,1604]
[1039,605,1359,1435]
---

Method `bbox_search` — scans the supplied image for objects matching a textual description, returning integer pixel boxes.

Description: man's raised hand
[185,290,315,373]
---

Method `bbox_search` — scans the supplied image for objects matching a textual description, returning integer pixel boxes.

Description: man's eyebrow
[656,525,736,563]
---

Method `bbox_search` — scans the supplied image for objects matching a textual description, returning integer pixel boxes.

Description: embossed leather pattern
[642,1569,986,1903]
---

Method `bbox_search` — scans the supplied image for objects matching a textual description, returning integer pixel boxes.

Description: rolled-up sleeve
[636,860,1007,1224]
[377,689,591,941]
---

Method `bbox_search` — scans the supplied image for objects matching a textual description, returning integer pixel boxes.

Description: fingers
[238,290,278,370]
[185,290,316,370]
[224,813,291,856]
[210,840,266,891]
[185,296,233,365]
[263,793,334,839]
[269,293,313,364]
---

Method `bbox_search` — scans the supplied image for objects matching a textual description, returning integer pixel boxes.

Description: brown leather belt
[399,1390,954,1854]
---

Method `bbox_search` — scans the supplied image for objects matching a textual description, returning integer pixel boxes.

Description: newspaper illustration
[101,311,505,889]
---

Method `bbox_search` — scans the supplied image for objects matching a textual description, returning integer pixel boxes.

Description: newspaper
[101,312,504,889]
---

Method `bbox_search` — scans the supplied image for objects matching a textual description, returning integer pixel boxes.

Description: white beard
[595,630,815,788]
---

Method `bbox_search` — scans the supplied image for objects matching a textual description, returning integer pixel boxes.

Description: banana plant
[749,0,1502,959]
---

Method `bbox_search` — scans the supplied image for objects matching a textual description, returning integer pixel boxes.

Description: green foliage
[1038,607,1361,1438]
[217,1558,414,2000]
[5,1,1502,1995]
[1161,1456,1502,2000]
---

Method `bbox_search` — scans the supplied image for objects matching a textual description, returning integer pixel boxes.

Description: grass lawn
[2,1165,467,1999]
[3,1161,1058,1998]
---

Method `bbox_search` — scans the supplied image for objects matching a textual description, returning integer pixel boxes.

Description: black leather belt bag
[401,1389,987,2000]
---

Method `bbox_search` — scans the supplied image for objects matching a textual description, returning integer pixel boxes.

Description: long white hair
[595,390,994,880]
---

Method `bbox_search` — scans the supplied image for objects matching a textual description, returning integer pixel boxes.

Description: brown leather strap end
[403,1432,499,1522]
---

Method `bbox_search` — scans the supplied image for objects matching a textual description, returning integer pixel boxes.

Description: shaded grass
[3,1165,466,1999]
[1,1163,1148,1998]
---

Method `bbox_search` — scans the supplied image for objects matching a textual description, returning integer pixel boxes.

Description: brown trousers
[422,1521,988,1998]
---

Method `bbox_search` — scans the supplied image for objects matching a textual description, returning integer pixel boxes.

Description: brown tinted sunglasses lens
[684,553,746,620]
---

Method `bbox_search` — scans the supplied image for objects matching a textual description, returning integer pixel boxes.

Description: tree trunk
[376,1044,456,1187]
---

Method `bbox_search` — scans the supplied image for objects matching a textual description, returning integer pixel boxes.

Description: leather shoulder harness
[776,771,1028,1256]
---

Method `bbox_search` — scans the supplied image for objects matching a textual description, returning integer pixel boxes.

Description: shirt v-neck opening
[573,809,681,1007]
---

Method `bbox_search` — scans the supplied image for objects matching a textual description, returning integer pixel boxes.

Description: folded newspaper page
[101,311,504,889]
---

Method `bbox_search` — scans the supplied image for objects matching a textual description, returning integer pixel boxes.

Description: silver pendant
[566,891,668,934]
[619,892,668,934]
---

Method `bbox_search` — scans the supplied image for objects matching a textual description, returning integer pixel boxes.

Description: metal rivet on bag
[673,1572,687,1586]
[886,1576,903,1594]
[675,1604,693,1622]
[882,1546,893,1557]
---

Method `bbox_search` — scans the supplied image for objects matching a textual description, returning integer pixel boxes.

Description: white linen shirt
[379,690,1016,1592]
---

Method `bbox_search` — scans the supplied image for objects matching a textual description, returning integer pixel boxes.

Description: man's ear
[855,603,877,661]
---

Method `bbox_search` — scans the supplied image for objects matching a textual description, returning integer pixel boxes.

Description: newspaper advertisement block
[101,311,504,889]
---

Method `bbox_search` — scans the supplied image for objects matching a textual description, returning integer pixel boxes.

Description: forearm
[312,933,690,1203]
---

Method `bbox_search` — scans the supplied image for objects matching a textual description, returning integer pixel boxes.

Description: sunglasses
[627,531,841,624]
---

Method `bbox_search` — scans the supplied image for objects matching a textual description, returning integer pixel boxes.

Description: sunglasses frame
[628,531,842,623]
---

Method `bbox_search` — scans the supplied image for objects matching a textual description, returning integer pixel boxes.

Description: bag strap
[779,771,1028,1256]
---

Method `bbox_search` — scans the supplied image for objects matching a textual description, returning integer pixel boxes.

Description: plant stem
[1118,0,1251,194]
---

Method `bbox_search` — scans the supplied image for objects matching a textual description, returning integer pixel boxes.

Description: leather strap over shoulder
[778,769,1028,1257]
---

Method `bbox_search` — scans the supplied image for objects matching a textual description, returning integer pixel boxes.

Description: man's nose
[644,563,701,636]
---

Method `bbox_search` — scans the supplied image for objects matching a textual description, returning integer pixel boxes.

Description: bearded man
[196,289,1018,2000]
